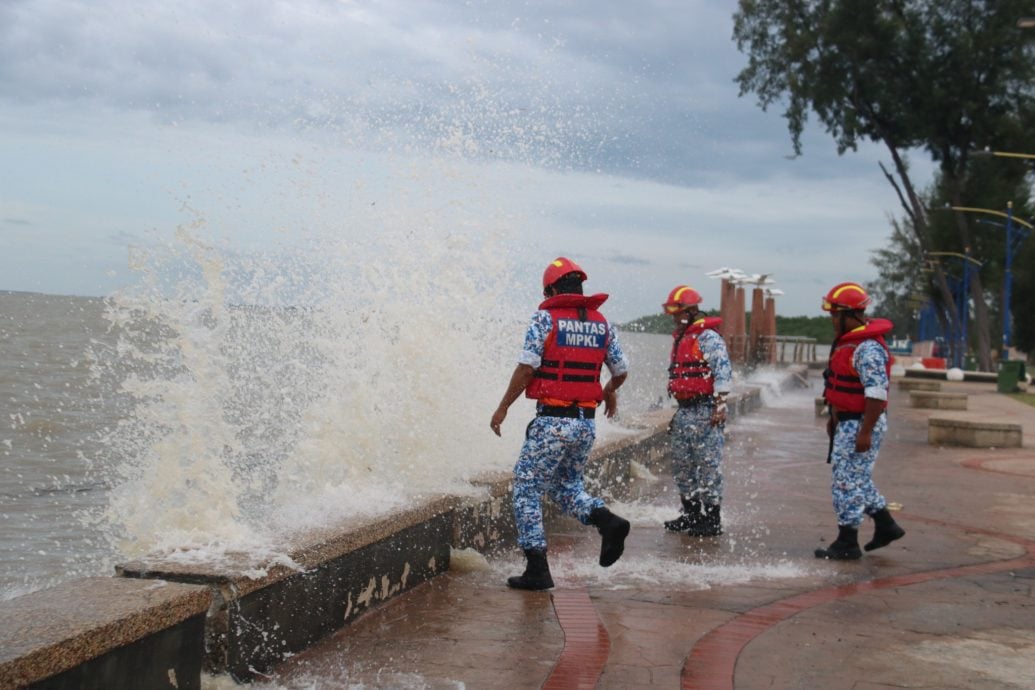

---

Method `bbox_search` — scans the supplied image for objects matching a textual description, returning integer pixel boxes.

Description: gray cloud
[0,0,820,186]
[0,0,924,314]
[607,253,653,266]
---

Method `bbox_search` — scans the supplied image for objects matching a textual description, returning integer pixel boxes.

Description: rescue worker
[816,282,905,560]
[490,257,631,590]
[662,285,733,537]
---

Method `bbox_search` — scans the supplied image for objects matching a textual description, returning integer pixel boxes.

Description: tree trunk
[949,189,994,371]
[879,140,964,363]
[970,277,993,370]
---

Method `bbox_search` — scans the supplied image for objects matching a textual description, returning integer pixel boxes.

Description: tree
[869,161,1034,357]
[867,217,929,338]
[929,155,1034,359]
[1014,240,1035,354]
[733,0,1035,369]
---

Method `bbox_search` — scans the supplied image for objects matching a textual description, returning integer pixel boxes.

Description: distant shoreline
[0,289,102,299]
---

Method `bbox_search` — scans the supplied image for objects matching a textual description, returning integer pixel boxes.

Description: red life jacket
[823,318,893,413]
[525,293,610,403]
[668,317,723,399]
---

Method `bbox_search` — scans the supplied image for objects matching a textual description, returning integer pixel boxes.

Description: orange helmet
[542,257,587,288]
[822,282,871,312]
[663,285,703,313]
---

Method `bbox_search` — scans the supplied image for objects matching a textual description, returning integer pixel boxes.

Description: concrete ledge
[905,368,998,383]
[118,499,456,680]
[452,471,516,553]
[898,379,942,392]
[735,387,764,415]
[928,417,1023,448]
[0,577,210,690]
[910,391,968,410]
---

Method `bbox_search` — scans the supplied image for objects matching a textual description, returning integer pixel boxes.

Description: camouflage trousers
[512,415,604,551]
[829,414,888,527]
[670,403,725,506]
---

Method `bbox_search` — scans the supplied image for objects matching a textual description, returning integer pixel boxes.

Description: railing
[767,335,818,364]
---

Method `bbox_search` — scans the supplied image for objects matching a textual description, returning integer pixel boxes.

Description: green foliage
[867,218,929,339]
[733,1,1035,159]
[620,312,836,344]
[869,161,1034,348]
[621,309,720,334]
[620,313,675,334]
[734,0,1035,360]
[1011,239,1035,353]
[772,315,837,344]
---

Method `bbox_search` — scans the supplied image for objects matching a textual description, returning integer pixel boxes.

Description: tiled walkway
[260,380,1035,689]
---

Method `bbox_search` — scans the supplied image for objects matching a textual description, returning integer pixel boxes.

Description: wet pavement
[253,378,1035,689]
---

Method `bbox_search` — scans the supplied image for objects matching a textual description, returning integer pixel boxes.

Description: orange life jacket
[668,317,723,399]
[525,293,610,403]
[823,318,893,414]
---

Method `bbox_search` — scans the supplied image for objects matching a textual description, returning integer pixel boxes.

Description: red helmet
[822,282,871,312]
[663,285,703,314]
[542,257,587,288]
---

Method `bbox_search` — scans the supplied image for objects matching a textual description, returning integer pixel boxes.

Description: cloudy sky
[0,0,937,319]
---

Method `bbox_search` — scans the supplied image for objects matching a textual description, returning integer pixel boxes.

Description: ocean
[0,289,673,599]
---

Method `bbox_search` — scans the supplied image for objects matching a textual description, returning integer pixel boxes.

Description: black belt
[677,395,713,408]
[835,412,863,422]
[537,405,595,419]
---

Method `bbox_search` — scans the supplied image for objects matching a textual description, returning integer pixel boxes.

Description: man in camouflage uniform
[816,282,905,560]
[661,285,733,537]
[490,257,630,590]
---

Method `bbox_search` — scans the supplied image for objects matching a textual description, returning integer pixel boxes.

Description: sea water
[0,287,672,599]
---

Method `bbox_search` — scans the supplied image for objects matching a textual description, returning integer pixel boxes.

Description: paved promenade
[253,378,1035,690]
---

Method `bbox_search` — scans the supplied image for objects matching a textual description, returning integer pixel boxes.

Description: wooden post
[765,295,777,364]
[734,286,746,363]
[747,287,762,365]
[719,278,730,340]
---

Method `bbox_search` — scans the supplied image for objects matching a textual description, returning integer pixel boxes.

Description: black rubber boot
[864,508,905,552]
[507,548,554,590]
[664,495,701,532]
[686,502,722,537]
[589,507,630,567]
[814,525,862,560]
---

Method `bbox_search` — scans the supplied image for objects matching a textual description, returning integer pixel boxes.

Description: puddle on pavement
[895,628,1035,688]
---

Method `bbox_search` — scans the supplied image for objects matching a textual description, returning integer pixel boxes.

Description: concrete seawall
[0,368,801,690]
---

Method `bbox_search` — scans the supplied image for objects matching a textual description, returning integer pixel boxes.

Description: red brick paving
[681,514,1035,690]
[961,453,1035,478]
[264,381,1035,689]
[542,588,610,689]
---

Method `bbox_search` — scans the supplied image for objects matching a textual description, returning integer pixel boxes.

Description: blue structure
[919,252,981,369]
[1000,203,1031,359]
[969,203,1033,360]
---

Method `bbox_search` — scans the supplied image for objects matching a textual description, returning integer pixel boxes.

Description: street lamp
[978,149,1035,169]
[950,204,1034,359]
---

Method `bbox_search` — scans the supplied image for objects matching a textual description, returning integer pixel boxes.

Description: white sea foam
[488,546,812,592]
[97,212,527,566]
[84,76,632,570]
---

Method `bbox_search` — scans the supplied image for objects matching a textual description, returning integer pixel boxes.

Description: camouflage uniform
[512,310,628,551]
[829,339,889,526]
